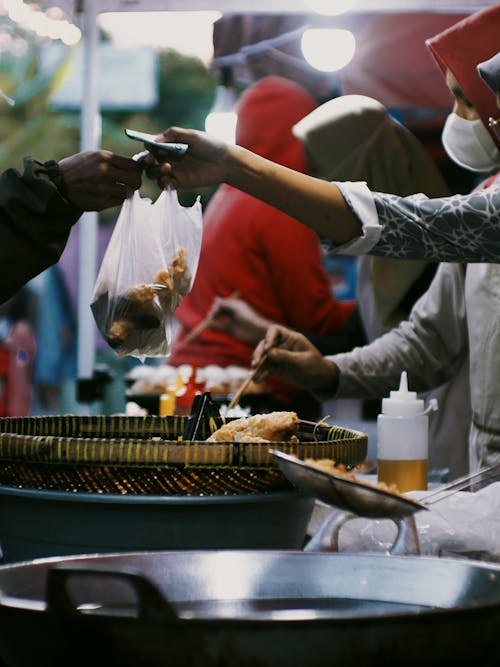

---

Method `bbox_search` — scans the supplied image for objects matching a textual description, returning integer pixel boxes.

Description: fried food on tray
[304,458,401,495]
[207,411,300,443]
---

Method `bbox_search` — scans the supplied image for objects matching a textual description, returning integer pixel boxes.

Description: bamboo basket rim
[0,414,368,495]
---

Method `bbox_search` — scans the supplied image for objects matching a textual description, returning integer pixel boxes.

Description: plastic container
[0,485,314,563]
[174,367,200,416]
[377,371,429,493]
[159,388,176,416]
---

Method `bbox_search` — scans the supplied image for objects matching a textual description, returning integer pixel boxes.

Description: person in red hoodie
[168,76,359,419]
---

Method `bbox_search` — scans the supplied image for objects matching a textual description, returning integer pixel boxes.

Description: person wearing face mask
[436,62,499,175]
[145,6,499,265]
[439,80,499,175]
[249,21,500,474]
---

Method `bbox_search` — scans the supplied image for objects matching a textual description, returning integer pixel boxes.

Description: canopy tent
[34,0,496,408]
[51,1,497,14]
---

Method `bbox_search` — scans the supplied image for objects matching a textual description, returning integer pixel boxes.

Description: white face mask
[441,112,500,173]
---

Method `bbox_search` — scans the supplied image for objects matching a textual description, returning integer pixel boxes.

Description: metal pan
[0,550,499,666]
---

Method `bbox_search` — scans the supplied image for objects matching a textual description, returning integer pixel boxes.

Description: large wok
[0,550,499,666]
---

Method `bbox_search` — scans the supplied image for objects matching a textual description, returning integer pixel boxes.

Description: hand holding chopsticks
[252,325,341,396]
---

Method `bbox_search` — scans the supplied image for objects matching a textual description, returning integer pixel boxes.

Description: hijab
[293,94,449,338]
[426,5,500,150]
[478,52,500,96]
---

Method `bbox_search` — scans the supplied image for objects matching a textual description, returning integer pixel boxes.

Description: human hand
[208,297,274,346]
[58,150,142,211]
[141,127,231,190]
[251,324,340,395]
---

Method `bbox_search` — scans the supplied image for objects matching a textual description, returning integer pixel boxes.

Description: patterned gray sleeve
[370,186,500,262]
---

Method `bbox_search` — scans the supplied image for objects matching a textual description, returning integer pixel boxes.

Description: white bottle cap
[381,371,424,417]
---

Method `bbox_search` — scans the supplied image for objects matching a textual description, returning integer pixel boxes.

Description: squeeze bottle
[159,388,176,416]
[377,371,428,492]
[174,367,200,416]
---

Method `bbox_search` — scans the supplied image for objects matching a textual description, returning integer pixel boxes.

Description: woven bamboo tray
[0,415,367,495]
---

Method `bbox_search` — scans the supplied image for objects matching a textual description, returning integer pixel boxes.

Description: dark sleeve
[0,157,82,304]
[301,307,368,355]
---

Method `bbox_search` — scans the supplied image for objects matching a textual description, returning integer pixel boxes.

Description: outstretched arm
[145,127,363,245]
[144,127,500,264]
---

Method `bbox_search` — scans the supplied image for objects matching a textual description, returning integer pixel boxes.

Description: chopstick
[227,353,269,410]
[227,332,282,410]
[421,462,500,506]
[175,290,240,350]
[177,314,214,348]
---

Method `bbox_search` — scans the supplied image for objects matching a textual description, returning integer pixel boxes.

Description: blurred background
[0,0,492,426]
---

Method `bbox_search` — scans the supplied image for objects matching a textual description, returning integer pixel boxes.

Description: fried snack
[107,318,134,348]
[304,458,401,495]
[155,247,191,311]
[171,247,191,296]
[207,411,300,443]
[98,247,192,355]
[128,283,157,304]
[155,269,174,292]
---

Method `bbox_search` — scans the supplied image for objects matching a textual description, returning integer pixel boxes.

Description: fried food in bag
[91,189,203,359]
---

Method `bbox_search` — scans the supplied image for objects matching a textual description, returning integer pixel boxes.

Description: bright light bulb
[301,28,355,72]
[61,24,81,46]
[305,0,358,15]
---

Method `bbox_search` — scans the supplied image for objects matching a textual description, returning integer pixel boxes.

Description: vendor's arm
[251,326,341,397]
[252,263,468,400]
[333,182,500,263]
[147,127,500,263]
[146,127,363,244]
[330,263,468,398]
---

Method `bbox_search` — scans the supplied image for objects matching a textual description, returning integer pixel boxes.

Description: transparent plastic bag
[308,482,500,561]
[91,188,203,359]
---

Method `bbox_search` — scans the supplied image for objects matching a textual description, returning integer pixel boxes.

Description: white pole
[77,0,100,388]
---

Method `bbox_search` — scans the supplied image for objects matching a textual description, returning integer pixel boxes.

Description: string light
[301,28,355,72]
[2,0,81,45]
[213,23,355,75]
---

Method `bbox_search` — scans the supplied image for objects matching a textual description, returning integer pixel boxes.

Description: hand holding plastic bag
[91,188,202,359]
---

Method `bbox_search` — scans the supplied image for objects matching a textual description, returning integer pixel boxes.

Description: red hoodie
[169,76,356,414]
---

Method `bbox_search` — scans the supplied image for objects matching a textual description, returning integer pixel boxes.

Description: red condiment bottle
[174,367,200,416]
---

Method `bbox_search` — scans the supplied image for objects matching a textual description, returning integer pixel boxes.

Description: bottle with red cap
[174,367,203,416]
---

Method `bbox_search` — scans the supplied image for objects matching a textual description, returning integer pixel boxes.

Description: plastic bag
[307,481,500,562]
[91,188,203,359]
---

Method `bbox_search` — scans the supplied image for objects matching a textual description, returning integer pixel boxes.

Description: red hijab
[426,4,500,149]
